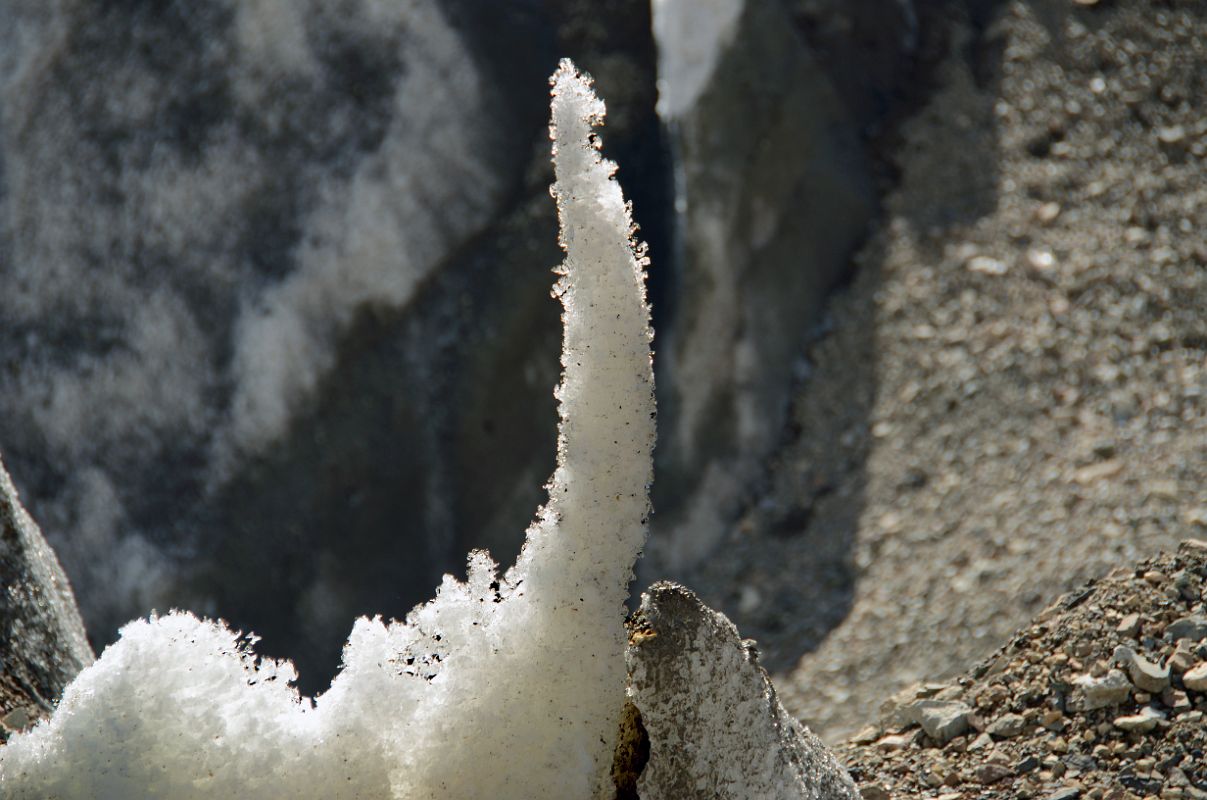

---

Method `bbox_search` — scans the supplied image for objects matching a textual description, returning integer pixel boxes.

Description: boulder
[626,582,859,799]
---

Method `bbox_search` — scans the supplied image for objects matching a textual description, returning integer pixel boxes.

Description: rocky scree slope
[841,540,1207,800]
[677,0,1207,743]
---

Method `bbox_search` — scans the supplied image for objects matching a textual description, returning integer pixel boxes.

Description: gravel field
[841,540,1207,800]
[680,0,1207,745]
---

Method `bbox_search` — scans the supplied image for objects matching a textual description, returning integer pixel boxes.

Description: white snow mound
[0,59,655,800]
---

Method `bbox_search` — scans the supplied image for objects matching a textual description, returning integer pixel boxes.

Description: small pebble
[1114,645,1170,693]
[1036,202,1062,223]
[1182,662,1207,691]
[875,734,911,752]
[975,763,1015,785]
[1077,669,1132,709]
[1118,614,1142,638]
[988,713,1027,738]
[1046,787,1083,800]
[968,732,993,751]
[1156,125,1186,145]
[1113,707,1165,733]
[859,785,890,800]
[1,707,31,732]
[967,255,1008,275]
[1166,615,1207,642]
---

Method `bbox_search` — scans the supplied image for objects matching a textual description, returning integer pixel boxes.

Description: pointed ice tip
[535,51,655,603]
[550,58,606,132]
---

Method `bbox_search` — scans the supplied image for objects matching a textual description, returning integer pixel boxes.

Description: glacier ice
[0,59,654,800]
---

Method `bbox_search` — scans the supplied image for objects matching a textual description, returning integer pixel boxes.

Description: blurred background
[1,0,1203,741]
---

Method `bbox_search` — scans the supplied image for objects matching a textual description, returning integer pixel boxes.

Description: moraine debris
[838,542,1207,799]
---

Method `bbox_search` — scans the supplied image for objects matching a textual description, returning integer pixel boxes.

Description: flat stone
[850,726,881,745]
[1167,615,1207,642]
[875,734,911,752]
[1075,460,1123,485]
[879,683,951,729]
[1076,669,1133,709]
[1113,645,1170,693]
[1168,767,1192,788]
[968,732,993,751]
[1041,710,1065,731]
[1170,647,1197,674]
[1113,706,1165,733]
[1065,754,1097,773]
[987,712,1026,738]
[1158,125,1187,144]
[1,707,32,732]
[974,763,1014,785]
[967,255,1008,275]
[1161,688,1191,710]
[1117,613,1142,638]
[912,700,972,744]
[1183,662,1207,692]
[1016,755,1040,773]
[1045,787,1083,800]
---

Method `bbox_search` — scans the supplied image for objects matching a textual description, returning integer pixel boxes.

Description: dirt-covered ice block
[627,582,858,800]
[0,455,93,715]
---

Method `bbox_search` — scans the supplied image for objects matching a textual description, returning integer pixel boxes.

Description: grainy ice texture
[650,0,743,118]
[0,0,504,641]
[646,0,873,574]
[0,454,93,714]
[628,583,859,800]
[0,59,654,800]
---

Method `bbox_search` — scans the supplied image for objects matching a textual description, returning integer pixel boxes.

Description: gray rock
[874,734,911,752]
[1044,787,1082,800]
[1113,706,1165,732]
[1113,645,1170,693]
[1075,668,1133,710]
[1117,612,1142,638]
[974,763,1014,785]
[859,786,890,800]
[910,699,971,744]
[627,582,859,800]
[879,682,952,730]
[968,732,994,751]
[1166,614,1207,642]
[1182,662,1207,691]
[1015,755,1040,773]
[986,712,1026,738]
[0,454,93,711]
[1,706,32,732]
